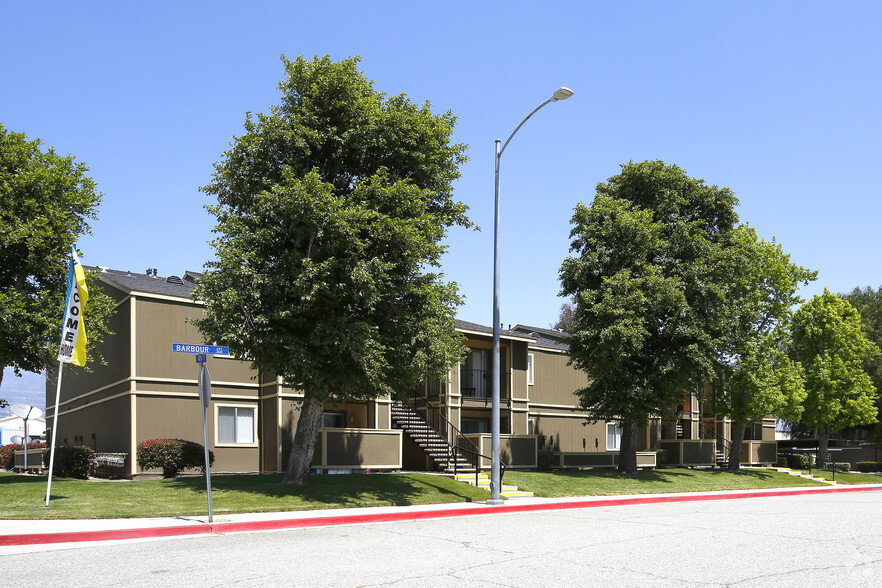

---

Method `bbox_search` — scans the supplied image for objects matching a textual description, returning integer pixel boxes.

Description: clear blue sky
[2,1,881,402]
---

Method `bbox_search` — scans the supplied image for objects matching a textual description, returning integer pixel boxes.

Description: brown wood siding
[50,395,131,455]
[134,298,254,388]
[530,413,606,453]
[528,349,589,407]
[135,395,259,473]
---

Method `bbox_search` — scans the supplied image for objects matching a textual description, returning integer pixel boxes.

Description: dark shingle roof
[511,324,570,351]
[93,267,198,299]
[454,319,535,341]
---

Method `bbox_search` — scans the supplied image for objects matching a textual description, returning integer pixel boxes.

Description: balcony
[460,369,510,402]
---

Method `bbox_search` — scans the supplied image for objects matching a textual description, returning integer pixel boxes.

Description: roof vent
[166,275,184,285]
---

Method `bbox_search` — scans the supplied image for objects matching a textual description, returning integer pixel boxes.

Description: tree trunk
[617,419,640,475]
[727,421,746,473]
[282,393,324,485]
[817,426,830,469]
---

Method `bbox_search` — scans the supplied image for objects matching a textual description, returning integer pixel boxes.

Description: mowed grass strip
[786,469,882,485]
[503,468,826,497]
[0,472,490,520]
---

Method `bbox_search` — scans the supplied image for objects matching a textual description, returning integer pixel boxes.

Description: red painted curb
[3,484,881,547]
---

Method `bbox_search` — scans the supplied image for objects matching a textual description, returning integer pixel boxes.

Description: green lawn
[789,469,882,485]
[504,468,825,497]
[0,472,490,520]
[2,467,877,520]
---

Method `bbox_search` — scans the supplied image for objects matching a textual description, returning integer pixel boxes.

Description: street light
[490,86,573,504]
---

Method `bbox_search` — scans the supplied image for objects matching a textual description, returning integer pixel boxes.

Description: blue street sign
[171,344,230,355]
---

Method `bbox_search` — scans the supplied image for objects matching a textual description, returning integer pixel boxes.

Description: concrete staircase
[391,403,534,498]
[454,472,534,498]
[390,403,473,474]
[768,466,837,485]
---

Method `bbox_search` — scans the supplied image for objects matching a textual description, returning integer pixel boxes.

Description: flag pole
[45,361,65,506]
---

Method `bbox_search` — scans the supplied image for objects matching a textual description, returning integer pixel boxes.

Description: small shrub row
[137,438,214,478]
[855,461,882,473]
[787,454,813,469]
[655,448,669,465]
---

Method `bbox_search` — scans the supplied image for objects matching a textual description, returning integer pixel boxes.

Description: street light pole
[490,86,573,504]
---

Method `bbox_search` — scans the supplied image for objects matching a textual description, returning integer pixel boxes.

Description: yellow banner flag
[57,246,89,366]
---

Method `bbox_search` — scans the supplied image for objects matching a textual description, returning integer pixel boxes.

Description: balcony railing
[460,369,510,400]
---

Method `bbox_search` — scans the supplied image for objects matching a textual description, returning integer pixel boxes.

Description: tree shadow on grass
[163,473,481,509]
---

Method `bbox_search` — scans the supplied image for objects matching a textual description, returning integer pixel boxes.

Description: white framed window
[215,404,257,446]
[527,353,535,386]
[606,422,623,451]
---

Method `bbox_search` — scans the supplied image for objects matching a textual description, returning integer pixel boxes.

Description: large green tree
[0,124,114,399]
[559,161,739,474]
[789,290,879,467]
[193,56,471,485]
[839,285,882,441]
[712,226,814,472]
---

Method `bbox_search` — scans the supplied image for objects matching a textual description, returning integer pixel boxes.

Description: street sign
[171,344,229,355]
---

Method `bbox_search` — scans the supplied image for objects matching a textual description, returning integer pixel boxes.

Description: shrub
[776,456,789,468]
[537,449,556,471]
[137,438,214,478]
[655,448,669,465]
[787,453,813,470]
[856,461,882,473]
[43,446,94,479]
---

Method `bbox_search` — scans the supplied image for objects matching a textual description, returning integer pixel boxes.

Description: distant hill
[0,368,46,415]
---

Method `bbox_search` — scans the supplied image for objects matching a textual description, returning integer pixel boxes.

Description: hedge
[137,438,214,478]
[43,446,94,479]
[856,461,882,473]
[787,454,813,469]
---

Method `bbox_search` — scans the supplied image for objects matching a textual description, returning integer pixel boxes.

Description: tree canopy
[0,124,113,397]
[711,226,814,471]
[192,55,471,485]
[559,160,740,473]
[789,289,879,466]
[840,285,882,440]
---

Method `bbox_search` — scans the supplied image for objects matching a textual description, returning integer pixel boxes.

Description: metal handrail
[403,390,506,487]
[699,423,731,466]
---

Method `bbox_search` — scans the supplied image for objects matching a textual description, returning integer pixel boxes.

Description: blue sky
[3,1,881,402]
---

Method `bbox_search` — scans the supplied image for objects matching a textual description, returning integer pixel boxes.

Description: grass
[2,467,878,520]
[504,468,825,497]
[788,469,882,485]
[0,472,490,520]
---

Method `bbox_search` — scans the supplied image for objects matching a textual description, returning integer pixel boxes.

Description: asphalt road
[3,491,881,587]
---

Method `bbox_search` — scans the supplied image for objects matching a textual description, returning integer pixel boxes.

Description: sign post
[173,344,228,523]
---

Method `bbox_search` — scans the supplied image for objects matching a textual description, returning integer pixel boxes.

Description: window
[527,353,535,386]
[606,422,622,451]
[321,412,346,428]
[216,405,256,445]
[461,418,489,434]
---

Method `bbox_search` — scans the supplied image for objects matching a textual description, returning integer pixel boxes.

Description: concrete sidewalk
[3,483,882,549]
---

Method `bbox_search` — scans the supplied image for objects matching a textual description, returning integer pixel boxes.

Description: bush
[137,439,214,478]
[43,446,94,479]
[537,449,556,471]
[776,456,789,468]
[856,461,882,473]
[655,448,669,465]
[787,454,813,469]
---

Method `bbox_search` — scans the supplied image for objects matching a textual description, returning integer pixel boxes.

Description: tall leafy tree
[0,124,113,400]
[789,290,879,467]
[193,56,471,485]
[559,161,739,474]
[839,285,882,441]
[712,226,814,472]
[552,300,576,332]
